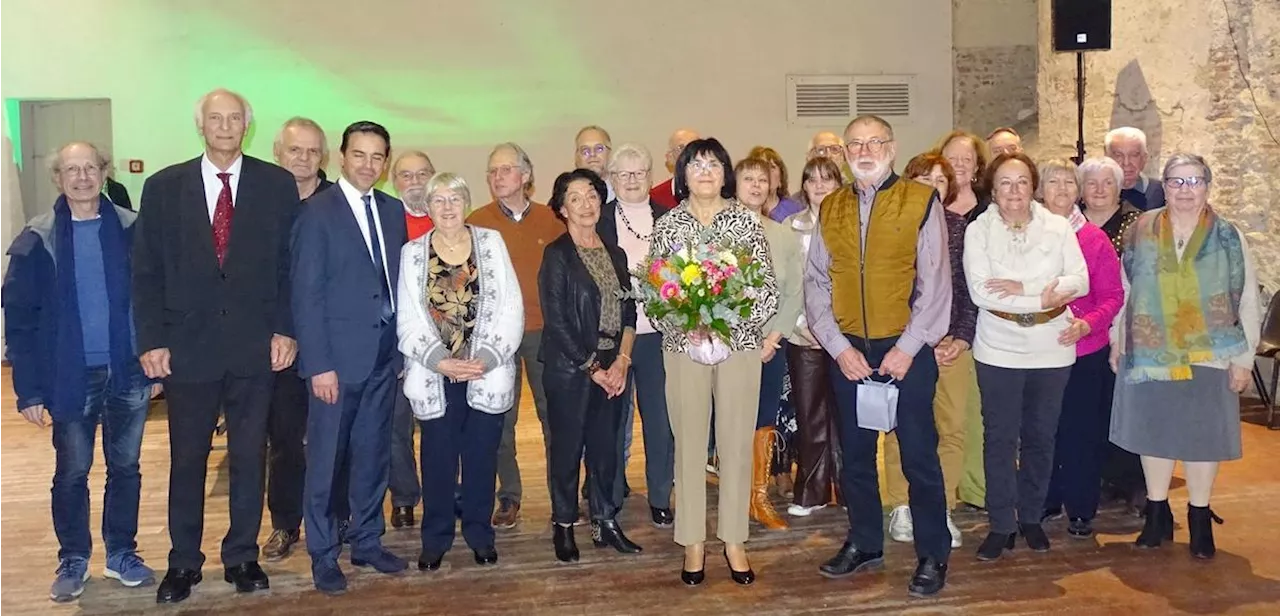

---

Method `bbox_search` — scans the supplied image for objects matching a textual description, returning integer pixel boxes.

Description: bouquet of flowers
[631,231,768,365]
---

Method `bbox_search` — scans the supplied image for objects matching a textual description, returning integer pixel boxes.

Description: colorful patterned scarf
[1121,207,1248,383]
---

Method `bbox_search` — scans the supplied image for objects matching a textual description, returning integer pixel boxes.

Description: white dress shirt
[201,154,243,222]
[338,177,395,311]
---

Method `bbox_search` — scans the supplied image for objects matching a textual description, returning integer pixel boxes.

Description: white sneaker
[888,505,914,543]
[787,503,826,517]
[947,512,962,548]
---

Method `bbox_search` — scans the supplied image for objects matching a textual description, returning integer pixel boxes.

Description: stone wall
[953,0,1039,139]
[1036,0,1280,293]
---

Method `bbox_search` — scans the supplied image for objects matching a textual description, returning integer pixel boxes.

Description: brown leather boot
[750,428,788,530]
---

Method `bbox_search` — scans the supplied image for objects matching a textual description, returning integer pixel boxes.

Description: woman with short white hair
[398,172,524,571]
[1078,156,1141,255]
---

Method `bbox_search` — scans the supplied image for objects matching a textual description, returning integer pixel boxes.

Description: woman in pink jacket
[1039,158,1125,539]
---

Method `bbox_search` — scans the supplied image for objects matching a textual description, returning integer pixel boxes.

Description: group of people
[4,87,1262,604]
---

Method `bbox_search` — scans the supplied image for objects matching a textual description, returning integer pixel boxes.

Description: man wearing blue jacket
[3,142,158,602]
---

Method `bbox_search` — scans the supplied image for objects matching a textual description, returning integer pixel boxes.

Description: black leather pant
[544,348,623,526]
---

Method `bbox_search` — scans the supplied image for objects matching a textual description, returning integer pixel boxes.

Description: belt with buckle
[988,306,1068,327]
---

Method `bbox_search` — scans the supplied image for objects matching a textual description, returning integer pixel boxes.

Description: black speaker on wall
[1052,0,1112,51]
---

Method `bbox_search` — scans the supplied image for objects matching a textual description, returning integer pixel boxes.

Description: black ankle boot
[591,519,642,553]
[1135,499,1174,548]
[1187,505,1223,560]
[553,524,579,562]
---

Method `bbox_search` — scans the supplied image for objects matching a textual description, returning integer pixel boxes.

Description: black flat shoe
[1020,523,1051,552]
[975,532,1015,561]
[723,548,755,585]
[554,525,580,563]
[418,551,444,571]
[156,568,201,604]
[473,547,498,566]
[592,519,642,554]
[1067,517,1095,539]
[223,561,269,592]
[907,557,948,598]
[818,542,883,579]
[391,506,416,529]
[650,506,675,528]
[681,553,706,586]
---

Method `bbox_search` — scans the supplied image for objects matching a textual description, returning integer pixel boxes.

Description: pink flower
[660,281,681,300]
[649,260,666,276]
[711,283,723,295]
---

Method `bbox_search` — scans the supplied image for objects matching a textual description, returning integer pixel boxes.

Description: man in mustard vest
[803,115,952,597]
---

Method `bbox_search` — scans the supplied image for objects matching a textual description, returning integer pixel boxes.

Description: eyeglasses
[428,195,467,207]
[810,145,844,158]
[59,164,103,178]
[845,139,893,154]
[577,144,610,158]
[687,160,724,175]
[1163,176,1209,189]
[396,170,434,183]
[487,164,522,177]
[612,170,649,181]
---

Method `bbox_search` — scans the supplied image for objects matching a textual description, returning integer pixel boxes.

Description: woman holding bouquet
[538,168,643,563]
[647,138,779,585]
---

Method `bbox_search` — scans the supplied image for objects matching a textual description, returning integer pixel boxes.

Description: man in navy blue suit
[291,121,408,594]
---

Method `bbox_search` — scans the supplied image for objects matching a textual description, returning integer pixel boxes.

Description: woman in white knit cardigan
[397,172,524,571]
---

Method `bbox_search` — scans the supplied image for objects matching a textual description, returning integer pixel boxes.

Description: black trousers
[266,369,308,532]
[545,349,623,525]
[976,362,1072,534]
[166,372,273,570]
[419,381,505,554]
[830,335,950,562]
[1045,346,1116,520]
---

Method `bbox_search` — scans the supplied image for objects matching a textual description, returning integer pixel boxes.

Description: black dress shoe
[681,553,706,586]
[1067,517,1095,539]
[907,557,948,598]
[391,506,416,529]
[156,568,202,604]
[1019,523,1051,552]
[722,548,755,585]
[473,547,498,566]
[650,506,675,528]
[592,519,643,553]
[818,542,883,579]
[224,561,269,592]
[418,550,445,571]
[554,525,580,563]
[975,532,1015,561]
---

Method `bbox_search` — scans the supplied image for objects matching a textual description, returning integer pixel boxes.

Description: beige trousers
[665,350,761,546]
[883,349,977,508]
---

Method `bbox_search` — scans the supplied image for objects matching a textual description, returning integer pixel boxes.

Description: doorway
[17,98,113,220]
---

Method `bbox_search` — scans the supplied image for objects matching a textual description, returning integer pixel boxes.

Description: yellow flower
[680,263,702,284]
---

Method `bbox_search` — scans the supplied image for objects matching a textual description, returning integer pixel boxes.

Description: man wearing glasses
[650,128,699,209]
[574,125,614,200]
[805,115,952,597]
[792,131,849,202]
[467,143,566,529]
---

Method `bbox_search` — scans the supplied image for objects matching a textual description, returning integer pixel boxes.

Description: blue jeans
[51,366,150,561]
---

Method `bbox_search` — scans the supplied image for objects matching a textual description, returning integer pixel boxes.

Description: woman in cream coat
[398,172,524,571]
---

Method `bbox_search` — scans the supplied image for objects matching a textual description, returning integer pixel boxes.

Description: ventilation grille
[787,75,914,126]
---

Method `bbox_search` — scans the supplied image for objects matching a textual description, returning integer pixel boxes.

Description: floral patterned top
[577,245,622,344]
[425,242,480,358]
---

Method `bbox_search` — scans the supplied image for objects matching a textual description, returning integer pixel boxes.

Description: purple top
[943,208,978,345]
[803,174,951,358]
[767,197,804,223]
[1065,210,1124,357]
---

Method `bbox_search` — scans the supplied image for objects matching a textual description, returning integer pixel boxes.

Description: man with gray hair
[468,142,565,529]
[273,117,332,201]
[1104,126,1165,211]
[4,142,158,601]
[574,125,614,200]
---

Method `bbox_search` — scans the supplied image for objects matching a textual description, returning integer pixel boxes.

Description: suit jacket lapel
[375,192,403,290]
[181,158,219,269]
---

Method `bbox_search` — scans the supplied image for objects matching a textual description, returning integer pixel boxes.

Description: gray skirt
[1109,365,1242,462]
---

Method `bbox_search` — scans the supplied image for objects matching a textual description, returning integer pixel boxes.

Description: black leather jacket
[537,233,636,371]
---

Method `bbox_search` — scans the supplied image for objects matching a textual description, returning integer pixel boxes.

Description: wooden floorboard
[3,365,1280,614]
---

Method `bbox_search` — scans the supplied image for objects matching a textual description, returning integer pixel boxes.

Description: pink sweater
[1069,218,1124,356]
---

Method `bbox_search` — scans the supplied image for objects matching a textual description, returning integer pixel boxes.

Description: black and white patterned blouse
[647,199,779,352]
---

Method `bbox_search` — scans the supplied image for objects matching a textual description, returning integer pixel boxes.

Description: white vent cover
[787,75,914,127]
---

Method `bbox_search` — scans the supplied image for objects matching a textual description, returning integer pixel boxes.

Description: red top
[649,178,678,210]
[406,213,433,241]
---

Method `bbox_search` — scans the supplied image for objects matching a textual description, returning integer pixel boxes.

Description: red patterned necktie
[213,172,234,266]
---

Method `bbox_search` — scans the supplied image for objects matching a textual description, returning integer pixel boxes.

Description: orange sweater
[466,201,564,331]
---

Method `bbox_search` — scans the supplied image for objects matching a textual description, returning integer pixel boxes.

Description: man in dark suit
[1105,126,1165,211]
[291,121,409,594]
[133,88,300,604]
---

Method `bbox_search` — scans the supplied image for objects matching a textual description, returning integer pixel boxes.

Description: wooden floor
[3,366,1280,615]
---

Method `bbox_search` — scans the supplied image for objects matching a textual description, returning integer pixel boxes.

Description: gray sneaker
[50,558,90,602]
[104,552,155,587]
